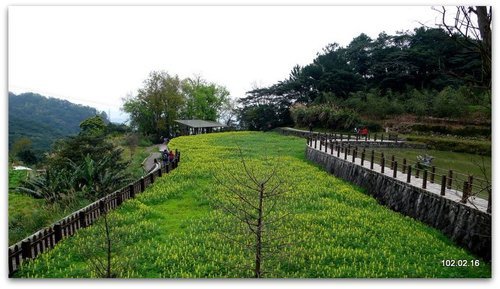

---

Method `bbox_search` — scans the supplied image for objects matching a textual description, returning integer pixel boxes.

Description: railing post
[374,133,377,142]
[430,166,435,183]
[393,161,397,178]
[344,146,348,160]
[99,200,106,214]
[407,165,412,183]
[391,155,395,169]
[461,181,469,203]
[487,190,491,214]
[79,211,87,228]
[381,155,385,173]
[21,240,32,260]
[54,224,62,243]
[422,170,428,189]
[447,170,453,189]
[150,173,155,185]
[402,158,407,174]
[395,134,398,143]
[324,137,328,153]
[337,145,340,157]
[381,134,384,142]
[468,175,474,193]
[352,148,357,162]
[415,163,420,178]
[314,137,318,149]
[440,175,446,196]
[370,150,374,170]
[129,184,135,199]
[140,177,145,192]
[361,150,365,166]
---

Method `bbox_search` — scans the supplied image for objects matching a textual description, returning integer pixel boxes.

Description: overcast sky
[9,6,446,123]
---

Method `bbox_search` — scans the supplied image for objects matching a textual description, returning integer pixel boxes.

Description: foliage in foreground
[15,132,491,278]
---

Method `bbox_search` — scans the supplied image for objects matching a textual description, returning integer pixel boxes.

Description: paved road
[143,143,169,173]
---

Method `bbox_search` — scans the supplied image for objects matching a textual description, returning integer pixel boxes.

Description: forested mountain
[9,92,106,153]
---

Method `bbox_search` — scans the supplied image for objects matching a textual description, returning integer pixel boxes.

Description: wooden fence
[8,151,181,277]
[306,135,491,213]
[277,127,400,143]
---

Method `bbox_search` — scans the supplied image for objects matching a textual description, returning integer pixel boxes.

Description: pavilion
[174,119,227,135]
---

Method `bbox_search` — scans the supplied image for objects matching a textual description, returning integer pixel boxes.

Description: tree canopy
[122,71,230,139]
[238,26,490,130]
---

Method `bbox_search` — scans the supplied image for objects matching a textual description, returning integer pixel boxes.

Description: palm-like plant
[70,154,132,200]
[17,169,76,204]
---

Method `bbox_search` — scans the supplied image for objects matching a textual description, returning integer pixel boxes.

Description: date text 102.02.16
[441,259,480,267]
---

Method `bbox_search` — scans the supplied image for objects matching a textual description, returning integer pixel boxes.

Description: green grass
[14,132,491,278]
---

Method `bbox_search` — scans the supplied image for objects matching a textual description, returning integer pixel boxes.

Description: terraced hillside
[15,132,491,278]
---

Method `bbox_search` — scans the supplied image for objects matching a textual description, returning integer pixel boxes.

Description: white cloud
[9,5,442,122]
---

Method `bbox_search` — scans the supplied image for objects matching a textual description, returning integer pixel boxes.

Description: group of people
[161,149,175,167]
[354,127,369,136]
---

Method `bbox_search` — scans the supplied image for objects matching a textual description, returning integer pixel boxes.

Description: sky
[9,5,445,123]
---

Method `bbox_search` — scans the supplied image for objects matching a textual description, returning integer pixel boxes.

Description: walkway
[309,142,489,213]
[142,143,169,173]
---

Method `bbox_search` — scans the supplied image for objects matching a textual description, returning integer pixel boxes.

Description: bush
[432,86,468,118]
[290,104,362,131]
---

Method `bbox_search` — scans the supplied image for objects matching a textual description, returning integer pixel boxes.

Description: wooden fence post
[381,155,385,173]
[337,145,340,157]
[129,184,135,199]
[415,163,420,178]
[487,190,491,214]
[79,211,87,228]
[370,150,374,170]
[393,161,397,178]
[461,181,469,203]
[447,170,453,189]
[140,177,145,192]
[440,175,447,195]
[402,158,407,174]
[407,166,412,183]
[21,240,32,259]
[422,170,428,189]
[150,173,155,185]
[352,148,356,162]
[344,147,348,160]
[361,151,365,166]
[54,224,62,243]
[330,141,334,154]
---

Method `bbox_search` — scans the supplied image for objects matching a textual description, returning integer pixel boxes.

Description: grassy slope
[15,132,491,278]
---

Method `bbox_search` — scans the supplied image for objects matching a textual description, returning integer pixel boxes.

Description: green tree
[122,71,185,139]
[182,76,230,121]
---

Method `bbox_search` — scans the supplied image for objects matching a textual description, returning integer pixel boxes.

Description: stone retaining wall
[306,146,491,261]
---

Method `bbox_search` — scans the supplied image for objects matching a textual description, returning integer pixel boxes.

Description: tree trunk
[254,183,264,278]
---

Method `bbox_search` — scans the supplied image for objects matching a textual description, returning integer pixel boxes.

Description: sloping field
[15,132,491,278]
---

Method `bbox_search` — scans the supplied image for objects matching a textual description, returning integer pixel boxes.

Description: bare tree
[80,209,129,278]
[125,132,139,160]
[433,6,492,88]
[211,147,292,278]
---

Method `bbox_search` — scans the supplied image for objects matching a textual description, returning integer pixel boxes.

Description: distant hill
[9,92,106,153]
